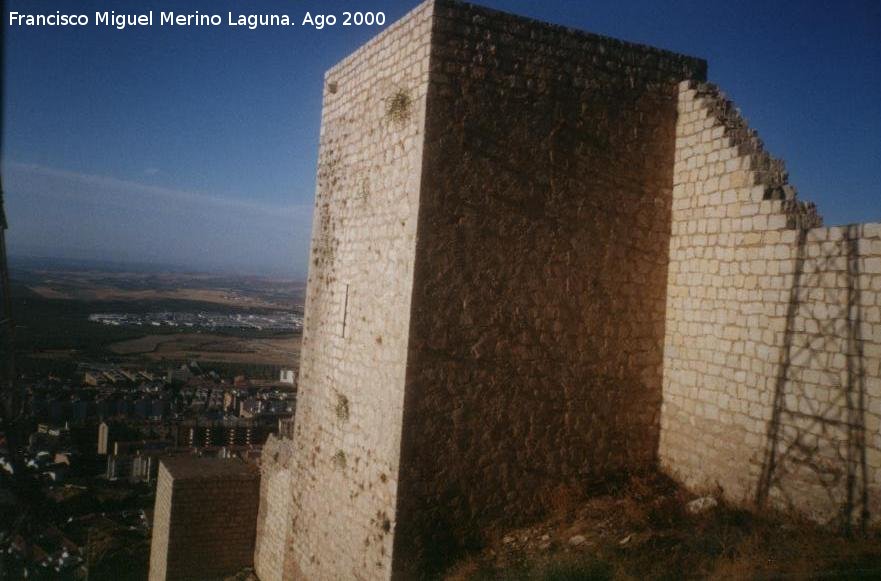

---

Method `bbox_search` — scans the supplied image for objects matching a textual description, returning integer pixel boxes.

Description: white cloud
[3,161,312,218]
[1,160,315,275]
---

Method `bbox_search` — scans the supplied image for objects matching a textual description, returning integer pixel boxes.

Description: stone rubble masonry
[253,1,881,580]
[148,457,260,581]
[659,80,881,528]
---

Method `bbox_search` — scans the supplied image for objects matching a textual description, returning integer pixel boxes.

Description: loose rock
[686,496,718,514]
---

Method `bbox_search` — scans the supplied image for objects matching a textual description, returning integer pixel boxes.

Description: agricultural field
[8,256,305,371]
[108,333,300,366]
[18,262,303,311]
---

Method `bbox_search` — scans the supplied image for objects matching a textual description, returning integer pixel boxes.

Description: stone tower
[254,1,706,579]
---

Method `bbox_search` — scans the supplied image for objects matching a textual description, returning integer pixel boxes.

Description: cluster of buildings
[6,525,86,577]
[28,364,169,426]
[20,362,296,428]
[100,417,280,484]
[2,363,297,483]
[4,511,150,579]
[0,361,298,578]
[88,310,303,332]
[0,422,74,483]
[90,364,296,484]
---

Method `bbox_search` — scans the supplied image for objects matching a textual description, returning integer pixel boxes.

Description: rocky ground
[445,472,881,580]
[223,471,881,580]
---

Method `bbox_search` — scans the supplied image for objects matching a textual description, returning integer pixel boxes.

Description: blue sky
[3,0,880,277]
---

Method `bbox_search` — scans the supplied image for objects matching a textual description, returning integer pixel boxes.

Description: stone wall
[253,436,294,581]
[148,462,173,581]
[255,2,880,579]
[659,80,881,529]
[257,2,706,579]
[393,2,704,576]
[148,457,260,581]
[253,2,434,579]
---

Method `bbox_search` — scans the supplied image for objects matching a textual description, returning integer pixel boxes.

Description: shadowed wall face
[393,2,705,575]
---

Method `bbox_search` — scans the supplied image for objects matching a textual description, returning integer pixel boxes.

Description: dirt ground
[445,472,881,580]
[108,333,300,365]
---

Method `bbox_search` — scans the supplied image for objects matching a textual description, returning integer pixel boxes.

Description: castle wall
[660,81,881,527]
[148,458,259,581]
[254,4,880,579]
[253,436,294,581]
[255,2,435,579]
[392,2,705,575]
[149,463,173,581]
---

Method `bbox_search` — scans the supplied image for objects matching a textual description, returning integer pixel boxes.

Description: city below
[0,257,304,579]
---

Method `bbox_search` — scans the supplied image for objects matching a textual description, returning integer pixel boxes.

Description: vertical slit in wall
[342,283,349,338]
